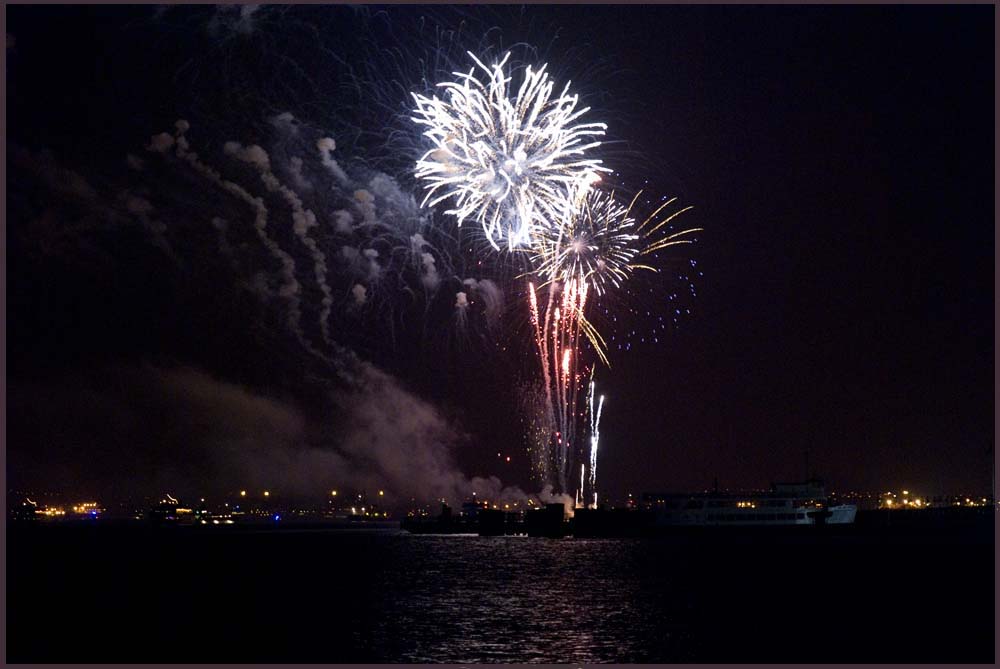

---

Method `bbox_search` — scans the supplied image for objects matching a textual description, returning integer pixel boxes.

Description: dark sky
[6,5,994,503]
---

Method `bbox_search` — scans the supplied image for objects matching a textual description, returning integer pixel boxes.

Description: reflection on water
[366,536,693,663]
[8,525,993,662]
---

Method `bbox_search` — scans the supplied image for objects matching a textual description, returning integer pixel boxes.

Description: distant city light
[264,491,270,497]
[240,490,247,497]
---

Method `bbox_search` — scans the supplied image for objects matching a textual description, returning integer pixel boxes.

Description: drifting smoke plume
[6,359,534,507]
[352,283,368,305]
[317,137,350,187]
[126,154,145,172]
[155,121,316,359]
[333,209,354,233]
[223,138,335,345]
[461,278,504,329]
[8,112,535,505]
[535,484,576,516]
[120,191,173,259]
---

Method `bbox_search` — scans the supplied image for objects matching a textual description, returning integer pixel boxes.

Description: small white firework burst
[411,51,610,250]
[533,187,640,296]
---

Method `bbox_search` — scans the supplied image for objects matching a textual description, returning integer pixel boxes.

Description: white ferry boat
[641,479,857,527]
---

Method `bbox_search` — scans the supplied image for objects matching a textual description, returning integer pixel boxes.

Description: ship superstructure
[642,479,857,527]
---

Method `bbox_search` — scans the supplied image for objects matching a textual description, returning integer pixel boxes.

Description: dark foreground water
[8,519,994,663]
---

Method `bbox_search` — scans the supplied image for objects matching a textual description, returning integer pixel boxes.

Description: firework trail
[411,51,610,250]
[527,278,591,493]
[587,375,605,508]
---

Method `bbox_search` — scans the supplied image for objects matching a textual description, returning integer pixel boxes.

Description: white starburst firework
[532,187,640,296]
[411,51,610,250]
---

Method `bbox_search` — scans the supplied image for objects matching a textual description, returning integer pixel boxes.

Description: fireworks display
[11,9,990,577]
[411,52,610,251]
[409,50,701,506]
[25,36,698,510]
[135,41,701,509]
[130,58,697,508]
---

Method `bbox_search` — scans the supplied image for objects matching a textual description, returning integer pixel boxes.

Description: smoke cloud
[9,362,531,508]
[317,137,350,187]
[8,115,535,513]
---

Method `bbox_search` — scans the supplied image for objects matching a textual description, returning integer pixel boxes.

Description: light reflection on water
[362,535,694,663]
[10,523,991,663]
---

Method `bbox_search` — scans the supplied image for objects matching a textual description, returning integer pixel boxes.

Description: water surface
[8,523,993,662]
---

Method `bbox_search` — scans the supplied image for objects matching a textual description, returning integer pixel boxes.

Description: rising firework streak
[587,377,605,508]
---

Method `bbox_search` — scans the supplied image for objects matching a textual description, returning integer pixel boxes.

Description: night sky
[6,5,994,504]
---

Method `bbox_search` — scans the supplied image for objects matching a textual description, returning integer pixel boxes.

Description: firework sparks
[587,377,605,508]
[532,187,639,296]
[534,189,701,295]
[411,51,610,250]
[525,189,698,367]
[527,278,592,491]
[632,193,702,261]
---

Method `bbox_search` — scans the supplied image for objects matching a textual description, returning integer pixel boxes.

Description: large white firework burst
[532,187,640,296]
[411,51,610,250]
